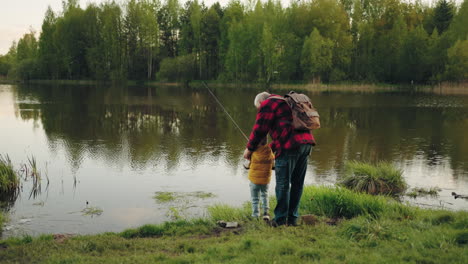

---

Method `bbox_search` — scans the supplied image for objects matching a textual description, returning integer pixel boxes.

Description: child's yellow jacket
[248,144,275,185]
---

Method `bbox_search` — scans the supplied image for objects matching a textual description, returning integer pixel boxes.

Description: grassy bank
[177,80,468,95]
[189,80,400,93]
[1,185,467,263]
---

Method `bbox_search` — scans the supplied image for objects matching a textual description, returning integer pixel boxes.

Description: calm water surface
[1,84,467,237]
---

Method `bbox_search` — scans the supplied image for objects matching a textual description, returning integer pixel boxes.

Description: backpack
[283,91,320,130]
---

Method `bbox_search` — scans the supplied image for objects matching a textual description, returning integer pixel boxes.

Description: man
[243,91,315,226]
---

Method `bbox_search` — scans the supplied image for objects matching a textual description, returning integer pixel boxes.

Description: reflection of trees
[13,85,258,172]
[11,85,468,180]
[311,93,468,180]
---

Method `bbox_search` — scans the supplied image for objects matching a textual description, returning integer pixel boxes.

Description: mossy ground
[1,186,467,263]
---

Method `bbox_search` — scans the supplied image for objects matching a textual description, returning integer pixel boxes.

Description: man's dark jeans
[273,144,312,225]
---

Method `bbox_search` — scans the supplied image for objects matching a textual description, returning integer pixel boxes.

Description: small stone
[225,222,239,228]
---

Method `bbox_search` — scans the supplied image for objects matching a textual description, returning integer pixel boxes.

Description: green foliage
[260,24,280,86]
[6,30,40,80]
[208,203,251,222]
[455,231,468,245]
[120,219,213,238]
[202,5,222,80]
[81,206,103,216]
[0,155,20,194]
[448,0,468,42]
[154,191,177,202]
[433,0,454,34]
[0,235,34,247]
[431,214,455,225]
[154,191,215,203]
[340,161,407,196]
[301,28,334,82]
[3,0,468,83]
[157,54,196,82]
[406,187,441,198]
[340,216,398,242]
[191,191,215,199]
[400,26,431,83]
[444,40,468,81]
[299,185,391,219]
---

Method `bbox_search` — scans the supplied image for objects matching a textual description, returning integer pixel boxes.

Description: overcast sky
[0,0,458,55]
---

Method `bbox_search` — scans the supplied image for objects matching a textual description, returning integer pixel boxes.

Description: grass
[0,211,5,234]
[300,186,395,219]
[81,207,103,217]
[0,186,467,263]
[0,155,20,194]
[192,191,216,199]
[154,191,177,202]
[406,187,441,198]
[0,155,20,211]
[340,161,407,196]
[154,191,216,203]
[208,203,252,222]
[120,219,214,239]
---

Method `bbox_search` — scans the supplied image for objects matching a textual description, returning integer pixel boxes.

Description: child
[245,137,275,221]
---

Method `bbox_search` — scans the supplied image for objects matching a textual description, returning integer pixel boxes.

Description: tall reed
[26,156,42,199]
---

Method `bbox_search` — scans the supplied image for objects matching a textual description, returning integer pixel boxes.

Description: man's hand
[243,148,252,160]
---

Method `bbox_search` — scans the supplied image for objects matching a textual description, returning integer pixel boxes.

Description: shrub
[340,161,407,195]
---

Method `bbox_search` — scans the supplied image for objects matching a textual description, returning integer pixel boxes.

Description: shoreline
[1,79,467,95]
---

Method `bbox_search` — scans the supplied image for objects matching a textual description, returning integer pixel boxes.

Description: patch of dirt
[53,233,74,243]
[301,214,319,225]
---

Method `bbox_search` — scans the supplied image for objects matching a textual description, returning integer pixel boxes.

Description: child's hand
[243,148,252,160]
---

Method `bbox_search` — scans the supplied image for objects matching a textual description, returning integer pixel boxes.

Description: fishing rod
[202,82,249,141]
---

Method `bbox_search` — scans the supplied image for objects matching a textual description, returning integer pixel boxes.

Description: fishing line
[202,82,249,141]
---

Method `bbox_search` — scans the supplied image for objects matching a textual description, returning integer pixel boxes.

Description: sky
[0,0,461,55]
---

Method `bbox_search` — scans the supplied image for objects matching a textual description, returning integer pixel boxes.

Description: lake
[1,83,467,238]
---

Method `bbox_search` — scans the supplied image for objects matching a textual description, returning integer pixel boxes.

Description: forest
[0,0,467,84]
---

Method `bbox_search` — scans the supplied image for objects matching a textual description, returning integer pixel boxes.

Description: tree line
[0,0,467,84]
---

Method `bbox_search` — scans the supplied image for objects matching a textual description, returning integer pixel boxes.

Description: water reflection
[11,85,251,172]
[1,84,467,236]
[8,84,468,184]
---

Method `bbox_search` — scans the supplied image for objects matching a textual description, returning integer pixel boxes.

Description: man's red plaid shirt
[246,95,316,157]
